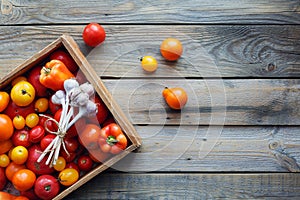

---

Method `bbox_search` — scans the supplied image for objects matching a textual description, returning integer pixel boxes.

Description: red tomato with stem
[12,128,32,148]
[34,175,60,200]
[50,50,78,73]
[77,155,93,171]
[29,125,45,143]
[82,23,106,47]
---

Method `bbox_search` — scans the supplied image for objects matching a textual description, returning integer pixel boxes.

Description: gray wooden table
[0,0,300,199]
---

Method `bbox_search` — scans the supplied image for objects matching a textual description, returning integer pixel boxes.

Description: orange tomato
[162,87,188,110]
[12,169,36,192]
[25,113,39,128]
[5,162,26,181]
[0,139,13,154]
[0,91,10,112]
[0,114,14,141]
[160,38,183,61]
[0,154,10,167]
[34,98,49,113]
[0,191,17,200]
[10,146,28,165]
[13,115,26,130]
[53,156,66,171]
[59,168,79,186]
[79,124,101,149]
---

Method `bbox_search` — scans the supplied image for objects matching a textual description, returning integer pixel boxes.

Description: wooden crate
[0,34,141,199]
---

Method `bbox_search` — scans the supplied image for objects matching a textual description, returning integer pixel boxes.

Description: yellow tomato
[34,98,49,113]
[11,81,35,107]
[140,56,158,72]
[59,168,79,186]
[53,156,66,171]
[13,115,26,130]
[25,113,39,128]
[10,146,28,165]
[0,153,10,167]
[0,91,10,112]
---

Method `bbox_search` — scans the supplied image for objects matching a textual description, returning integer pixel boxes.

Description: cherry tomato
[5,162,26,181]
[40,134,56,151]
[29,125,45,143]
[82,23,106,47]
[77,155,93,171]
[10,81,35,107]
[34,175,60,200]
[13,115,26,130]
[160,38,183,61]
[0,154,10,167]
[27,66,49,97]
[48,95,62,114]
[12,169,36,192]
[0,114,14,141]
[11,146,28,165]
[53,156,66,171]
[140,56,158,72]
[162,87,188,110]
[0,139,13,155]
[88,95,108,125]
[4,101,35,119]
[39,114,58,134]
[64,137,79,153]
[60,151,77,163]
[58,168,79,186]
[34,98,49,113]
[79,124,101,150]
[12,128,32,148]
[25,113,39,128]
[0,91,10,112]
[50,50,78,73]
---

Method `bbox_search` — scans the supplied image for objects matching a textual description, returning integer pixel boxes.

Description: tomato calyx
[106,135,119,146]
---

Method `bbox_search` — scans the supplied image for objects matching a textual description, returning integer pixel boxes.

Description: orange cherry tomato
[140,56,158,72]
[0,139,13,154]
[162,87,188,110]
[13,115,26,130]
[12,169,36,192]
[53,156,66,171]
[0,114,14,141]
[0,154,10,167]
[10,146,28,165]
[25,113,39,128]
[59,168,79,186]
[34,98,49,113]
[5,162,26,181]
[10,81,35,107]
[160,38,183,61]
[0,91,10,112]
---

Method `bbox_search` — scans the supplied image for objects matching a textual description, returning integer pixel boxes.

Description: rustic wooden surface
[1,0,300,199]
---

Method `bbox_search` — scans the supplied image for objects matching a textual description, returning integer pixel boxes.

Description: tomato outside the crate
[82,23,106,47]
[162,87,188,110]
[160,38,183,61]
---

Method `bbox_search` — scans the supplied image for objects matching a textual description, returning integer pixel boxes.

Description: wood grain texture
[111,125,300,172]
[0,0,299,25]
[0,25,299,78]
[101,79,300,125]
[65,173,300,199]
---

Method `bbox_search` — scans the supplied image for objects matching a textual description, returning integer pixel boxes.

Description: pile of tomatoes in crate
[0,48,128,200]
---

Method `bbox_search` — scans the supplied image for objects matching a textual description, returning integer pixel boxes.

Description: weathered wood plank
[65,173,300,199]
[0,0,299,25]
[110,125,300,172]
[0,25,299,78]
[101,79,300,125]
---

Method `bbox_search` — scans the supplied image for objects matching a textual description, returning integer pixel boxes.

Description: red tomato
[77,155,93,171]
[40,134,56,151]
[0,167,7,190]
[60,151,77,163]
[29,125,45,143]
[48,95,62,115]
[4,100,35,119]
[27,66,49,97]
[82,23,106,47]
[34,175,60,200]
[12,128,32,148]
[20,188,40,200]
[64,137,79,153]
[50,50,78,73]
[79,124,101,150]
[39,114,58,134]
